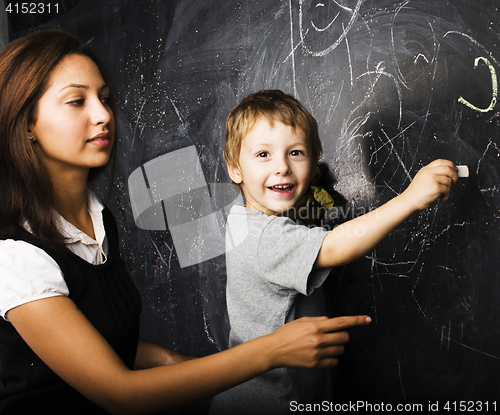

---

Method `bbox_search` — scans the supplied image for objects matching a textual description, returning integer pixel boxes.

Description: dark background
[4,0,500,412]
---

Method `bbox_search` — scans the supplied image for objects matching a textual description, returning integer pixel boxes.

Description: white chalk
[457,165,469,178]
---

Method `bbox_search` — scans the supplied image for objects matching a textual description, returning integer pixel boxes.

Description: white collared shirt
[57,190,108,264]
[0,190,109,320]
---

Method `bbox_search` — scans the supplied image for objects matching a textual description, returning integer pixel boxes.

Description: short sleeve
[0,240,68,321]
[257,217,330,295]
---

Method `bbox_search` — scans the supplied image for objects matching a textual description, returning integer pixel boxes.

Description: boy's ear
[227,163,243,184]
[311,163,319,180]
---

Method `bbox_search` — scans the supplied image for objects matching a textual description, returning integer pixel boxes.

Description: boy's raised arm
[314,159,458,269]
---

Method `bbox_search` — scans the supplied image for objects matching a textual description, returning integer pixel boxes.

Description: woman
[0,29,370,414]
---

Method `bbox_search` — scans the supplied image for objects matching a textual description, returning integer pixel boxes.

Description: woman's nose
[91,99,113,126]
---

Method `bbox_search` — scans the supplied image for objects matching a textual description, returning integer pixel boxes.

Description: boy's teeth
[274,185,292,189]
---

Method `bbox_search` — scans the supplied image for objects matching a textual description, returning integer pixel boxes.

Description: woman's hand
[7,296,371,415]
[265,315,372,369]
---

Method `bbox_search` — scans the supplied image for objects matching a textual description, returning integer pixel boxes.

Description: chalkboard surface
[6,0,500,411]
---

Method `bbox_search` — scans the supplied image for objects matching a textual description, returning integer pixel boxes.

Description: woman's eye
[290,150,304,156]
[68,99,84,106]
[101,97,111,105]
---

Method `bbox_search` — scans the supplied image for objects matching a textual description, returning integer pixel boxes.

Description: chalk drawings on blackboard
[298,0,363,57]
[458,57,498,113]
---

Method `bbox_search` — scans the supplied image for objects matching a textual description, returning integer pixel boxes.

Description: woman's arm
[8,296,369,415]
[135,338,194,369]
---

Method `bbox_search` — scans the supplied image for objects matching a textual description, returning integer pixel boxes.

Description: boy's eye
[290,150,304,156]
[256,151,269,158]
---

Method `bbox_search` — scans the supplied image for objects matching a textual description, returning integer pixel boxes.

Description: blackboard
[6,0,500,411]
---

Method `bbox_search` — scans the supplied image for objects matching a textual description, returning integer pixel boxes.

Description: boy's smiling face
[228,117,315,215]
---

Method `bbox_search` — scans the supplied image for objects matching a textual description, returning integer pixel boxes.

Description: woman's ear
[227,163,243,184]
[27,128,36,142]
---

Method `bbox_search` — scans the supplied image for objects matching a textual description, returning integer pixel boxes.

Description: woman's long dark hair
[0,29,116,248]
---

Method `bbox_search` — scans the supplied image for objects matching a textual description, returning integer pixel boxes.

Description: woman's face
[30,53,115,179]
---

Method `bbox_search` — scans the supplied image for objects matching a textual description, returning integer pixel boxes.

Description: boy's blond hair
[224,90,322,169]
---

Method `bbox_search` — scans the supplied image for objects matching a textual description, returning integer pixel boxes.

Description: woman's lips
[87,132,111,148]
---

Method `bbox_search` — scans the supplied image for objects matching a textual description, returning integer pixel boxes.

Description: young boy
[209,90,458,414]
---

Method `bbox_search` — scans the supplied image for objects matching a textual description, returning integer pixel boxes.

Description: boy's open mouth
[269,184,296,194]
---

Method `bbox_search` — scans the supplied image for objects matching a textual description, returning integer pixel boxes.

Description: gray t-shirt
[210,205,332,415]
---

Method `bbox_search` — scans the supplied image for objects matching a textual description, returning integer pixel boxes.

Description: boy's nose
[274,158,291,176]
